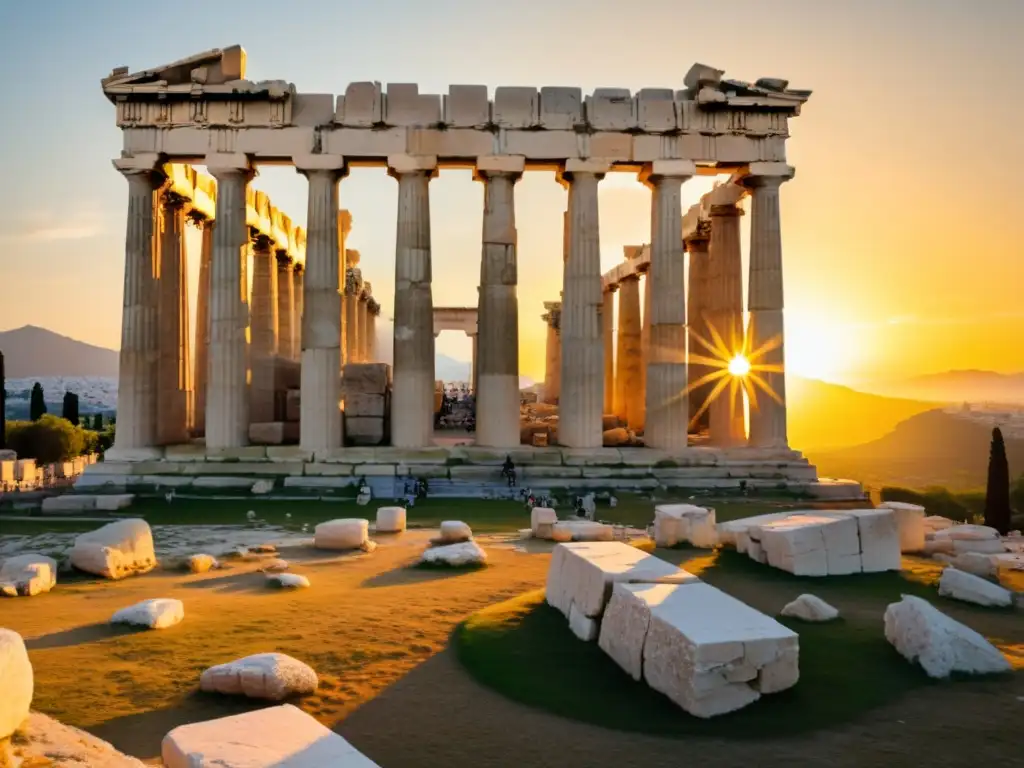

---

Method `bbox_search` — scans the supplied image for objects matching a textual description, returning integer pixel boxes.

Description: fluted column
[250,235,279,424]
[744,163,794,448]
[295,154,346,452]
[542,302,561,404]
[643,163,693,451]
[389,155,437,448]
[475,159,523,447]
[193,217,214,437]
[615,275,643,429]
[366,301,379,362]
[276,253,295,362]
[637,267,651,431]
[205,155,253,449]
[155,192,192,445]
[706,185,747,447]
[344,265,361,362]
[358,291,372,362]
[602,287,616,415]
[338,213,352,365]
[557,162,606,448]
[110,155,166,456]
[685,226,712,431]
[292,264,304,361]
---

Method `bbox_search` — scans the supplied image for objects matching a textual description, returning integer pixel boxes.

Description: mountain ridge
[0,325,120,378]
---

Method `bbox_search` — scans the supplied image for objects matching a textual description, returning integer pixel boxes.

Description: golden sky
[1,0,1021,386]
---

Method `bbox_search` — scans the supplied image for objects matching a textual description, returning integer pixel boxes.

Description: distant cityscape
[948,402,1024,440]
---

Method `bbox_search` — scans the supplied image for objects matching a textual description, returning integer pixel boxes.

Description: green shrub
[880,485,972,522]
[5,415,90,463]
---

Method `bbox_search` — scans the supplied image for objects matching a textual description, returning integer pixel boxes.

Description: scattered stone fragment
[375,506,407,533]
[420,541,486,567]
[653,504,718,548]
[938,567,1013,608]
[531,507,558,537]
[883,594,1011,678]
[780,594,839,622]
[111,598,184,630]
[267,573,310,589]
[315,519,370,550]
[0,554,58,597]
[251,479,274,495]
[551,520,613,542]
[10,711,146,767]
[249,543,278,554]
[261,559,289,572]
[439,520,472,543]
[934,524,1000,541]
[0,629,33,740]
[359,540,378,553]
[878,501,926,552]
[69,518,157,580]
[161,704,380,767]
[186,554,218,574]
[199,653,318,701]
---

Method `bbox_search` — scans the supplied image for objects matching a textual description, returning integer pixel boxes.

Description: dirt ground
[1,533,1022,767]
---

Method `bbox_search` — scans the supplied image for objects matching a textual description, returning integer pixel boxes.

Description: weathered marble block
[0,629,33,740]
[69,518,156,579]
[0,554,57,597]
[375,506,406,533]
[111,598,184,630]
[344,363,391,395]
[653,504,718,548]
[879,501,926,552]
[314,519,369,550]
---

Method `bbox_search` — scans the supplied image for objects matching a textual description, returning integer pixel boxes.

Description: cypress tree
[62,392,80,425]
[92,413,103,431]
[0,350,6,450]
[29,382,47,421]
[984,427,1011,535]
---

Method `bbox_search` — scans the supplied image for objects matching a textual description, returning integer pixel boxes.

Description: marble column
[542,302,561,404]
[276,253,295,363]
[615,275,643,430]
[744,164,794,448]
[637,267,651,431]
[110,155,166,455]
[292,264,304,361]
[389,155,437,448]
[295,155,346,452]
[470,332,479,394]
[366,301,379,362]
[557,162,606,448]
[685,225,712,431]
[156,192,192,445]
[249,234,279,424]
[643,163,693,452]
[706,185,747,447]
[475,160,523,448]
[602,287,616,416]
[193,217,214,437]
[338,213,352,365]
[357,293,369,362]
[344,265,361,363]
[205,157,253,449]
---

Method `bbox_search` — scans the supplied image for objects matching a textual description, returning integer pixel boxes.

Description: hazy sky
[0,0,1021,385]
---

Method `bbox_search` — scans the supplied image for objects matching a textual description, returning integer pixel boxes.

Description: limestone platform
[79,445,863,500]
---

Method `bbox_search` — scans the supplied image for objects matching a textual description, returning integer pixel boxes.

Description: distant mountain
[0,325,118,378]
[787,376,939,452]
[865,370,1024,406]
[809,408,1024,492]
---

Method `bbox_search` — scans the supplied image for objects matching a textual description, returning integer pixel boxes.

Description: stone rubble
[780,593,839,622]
[375,506,407,533]
[9,711,146,767]
[198,653,318,701]
[186,553,218,574]
[937,567,1013,608]
[162,703,380,767]
[69,518,157,579]
[653,504,718,548]
[111,598,185,630]
[267,572,311,588]
[883,594,1011,678]
[439,520,473,543]
[0,554,58,597]
[314,518,371,550]
[420,540,487,567]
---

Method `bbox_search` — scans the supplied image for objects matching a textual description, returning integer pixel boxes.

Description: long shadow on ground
[25,622,147,650]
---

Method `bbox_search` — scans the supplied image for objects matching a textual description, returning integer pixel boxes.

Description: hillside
[809,408,1024,491]
[867,369,1024,405]
[786,376,939,452]
[0,325,118,377]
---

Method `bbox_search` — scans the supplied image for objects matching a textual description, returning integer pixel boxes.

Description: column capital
[251,232,275,250]
[638,160,696,187]
[275,251,294,268]
[556,159,610,187]
[293,262,304,275]
[742,162,795,188]
[205,153,254,180]
[473,155,525,182]
[112,153,165,177]
[387,154,438,178]
[293,153,346,172]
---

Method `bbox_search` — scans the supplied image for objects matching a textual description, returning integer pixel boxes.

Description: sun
[728,355,751,377]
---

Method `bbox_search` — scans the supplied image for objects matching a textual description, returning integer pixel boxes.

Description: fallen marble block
[653,504,718,548]
[600,582,798,718]
[952,551,998,578]
[879,501,926,552]
[780,594,839,622]
[757,515,848,577]
[837,508,901,573]
[375,506,406,533]
[531,506,558,536]
[186,554,218,574]
[94,493,135,511]
[162,704,379,768]
[267,573,310,588]
[551,521,614,542]
[550,524,574,543]
[0,629,33,740]
[261,558,289,572]
[568,602,599,641]
[937,567,1013,608]
[199,653,318,701]
[420,540,487,567]
[923,537,956,556]
[0,554,57,597]
[69,518,157,580]
[545,541,693,620]
[41,494,95,513]
[315,518,370,550]
[111,598,184,630]
[717,512,794,549]
[11,711,145,767]
[439,520,473,543]
[952,538,1007,555]
[934,524,1000,541]
[251,479,274,495]
[883,594,1011,678]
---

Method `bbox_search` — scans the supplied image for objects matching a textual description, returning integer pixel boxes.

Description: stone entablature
[433,307,478,337]
[105,47,810,169]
